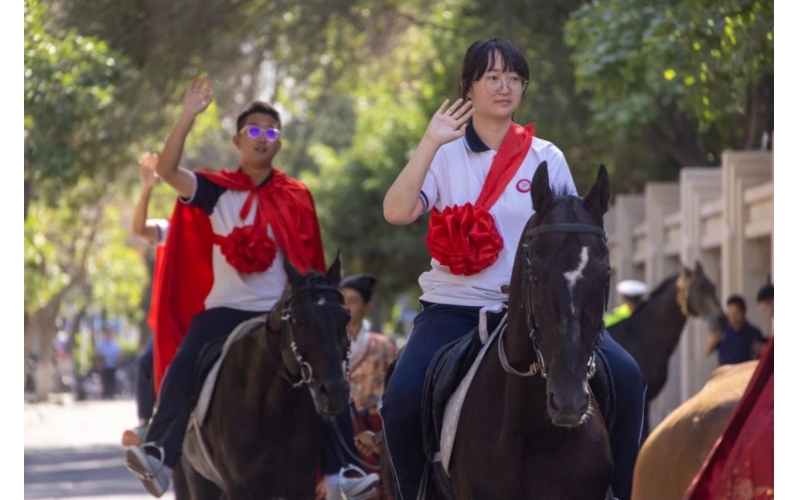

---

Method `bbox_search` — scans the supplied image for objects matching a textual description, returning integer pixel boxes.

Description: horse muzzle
[547,388,590,427]
[315,378,350,416]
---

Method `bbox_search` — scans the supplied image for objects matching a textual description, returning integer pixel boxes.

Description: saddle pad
[438,321,504,475]
[194,317,267,424]
[421,304,507,467]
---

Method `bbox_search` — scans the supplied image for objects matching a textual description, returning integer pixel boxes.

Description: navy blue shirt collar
[464,121,491,153]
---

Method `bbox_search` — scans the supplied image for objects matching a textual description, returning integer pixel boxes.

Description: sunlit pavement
[25,398,175,499]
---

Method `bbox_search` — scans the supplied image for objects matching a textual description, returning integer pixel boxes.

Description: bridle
[265,283,350,389]
[499,222,609,380]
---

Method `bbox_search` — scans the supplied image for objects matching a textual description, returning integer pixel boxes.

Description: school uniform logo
[516,179,532,193]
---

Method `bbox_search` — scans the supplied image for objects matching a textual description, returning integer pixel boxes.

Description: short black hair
[236,101,281,132]
[757,283,773,302]
[459,38,530,100]
[340,274,378,303]
[726,295,747,313]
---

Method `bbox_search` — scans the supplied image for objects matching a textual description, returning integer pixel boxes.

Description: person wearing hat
[605,279,649,327]
[323,274,397,500]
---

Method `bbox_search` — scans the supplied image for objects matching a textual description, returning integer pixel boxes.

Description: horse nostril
[548,392,561,413]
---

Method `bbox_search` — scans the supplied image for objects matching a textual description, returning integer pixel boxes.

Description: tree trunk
[29,299,63,401]
[24,312,36,392]
[26,275,87,400]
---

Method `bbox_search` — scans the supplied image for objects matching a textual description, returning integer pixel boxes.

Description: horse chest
[452,399,613,500]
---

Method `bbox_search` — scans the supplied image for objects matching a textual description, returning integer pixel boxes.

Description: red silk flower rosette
[218,225,277,274]
[425,203,504,276]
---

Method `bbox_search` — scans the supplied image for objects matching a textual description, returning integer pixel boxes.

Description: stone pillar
[721,151,772,337]
[677,168,723,401]
[607,195,645,307]
[642,182,681,428]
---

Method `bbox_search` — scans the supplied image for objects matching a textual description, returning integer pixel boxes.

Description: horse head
[677,260,727,332]
[267,253,351,416]
[518,162,611,427]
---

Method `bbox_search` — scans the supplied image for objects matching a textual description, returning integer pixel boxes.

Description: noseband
[500,222,609,380]
[266,283,349,389]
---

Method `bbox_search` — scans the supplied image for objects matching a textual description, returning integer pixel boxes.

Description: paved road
[24,398,175,499]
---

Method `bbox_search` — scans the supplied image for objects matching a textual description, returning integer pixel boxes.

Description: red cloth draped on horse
[684,336,774,500]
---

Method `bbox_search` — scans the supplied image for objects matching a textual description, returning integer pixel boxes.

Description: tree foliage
[24,0,135,214]
[24,181,147,320]
[24,0,774,345]
[566,0,773,162]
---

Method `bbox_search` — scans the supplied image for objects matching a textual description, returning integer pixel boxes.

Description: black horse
[448,164,614,499]
[380,164,617,499]
[174,256,352,499]
[607,262,726,439]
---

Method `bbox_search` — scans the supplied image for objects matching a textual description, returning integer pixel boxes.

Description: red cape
[151,168,326,394]
[146,243,167,333]
[683,336,774,499]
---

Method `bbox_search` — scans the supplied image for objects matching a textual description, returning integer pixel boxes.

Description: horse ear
[531,161,554,214]
[584,164,611,215]
[283,257,304,287]
[694,260,705,275]
[326,250,342,285]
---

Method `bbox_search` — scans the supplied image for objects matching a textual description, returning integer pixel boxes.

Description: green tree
[25,180,147,399]
[565,0,773,165]
[24,0,136,218]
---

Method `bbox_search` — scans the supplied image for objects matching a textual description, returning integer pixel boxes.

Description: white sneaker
[338,465,380,500]
[124,443,172,498]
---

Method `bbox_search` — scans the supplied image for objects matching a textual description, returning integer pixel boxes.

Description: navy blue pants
[380,302,646,500]
[144,306,357,474]
[135,339,155,423]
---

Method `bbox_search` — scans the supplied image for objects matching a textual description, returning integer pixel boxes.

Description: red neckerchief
[151,168,326,393]
[425,122,535,276]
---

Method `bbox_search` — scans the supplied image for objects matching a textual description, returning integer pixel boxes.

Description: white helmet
[616,279,648,298]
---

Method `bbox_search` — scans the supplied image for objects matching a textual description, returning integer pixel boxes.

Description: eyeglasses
[482,75,528,95]
[239,125,281,141]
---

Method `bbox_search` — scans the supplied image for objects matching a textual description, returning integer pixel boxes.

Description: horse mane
[552,183,577,197]
[628,273,679,319]
[301,271,331,289]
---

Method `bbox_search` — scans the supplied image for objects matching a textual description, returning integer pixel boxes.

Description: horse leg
[177,456,224,500]
[172,460,190,500]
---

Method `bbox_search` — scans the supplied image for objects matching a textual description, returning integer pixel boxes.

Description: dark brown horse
[174,256,352,499]
[607,263,726,438]
[384,164,613,499]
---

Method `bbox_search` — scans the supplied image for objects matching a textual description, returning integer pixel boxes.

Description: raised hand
[138,152,159,189]
[182,77,214,117]
[423,98,474,147]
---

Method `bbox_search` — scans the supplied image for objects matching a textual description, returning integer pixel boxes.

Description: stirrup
[338,465,380,500]
[125,443,165,481]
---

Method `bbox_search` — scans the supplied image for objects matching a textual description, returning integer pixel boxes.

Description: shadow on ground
[24,444,175,499]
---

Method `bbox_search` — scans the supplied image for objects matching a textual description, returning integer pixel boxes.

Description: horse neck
[238,324,304,408]
[504,251,539,372]
[631,278,687,355]
[501,253,551,405]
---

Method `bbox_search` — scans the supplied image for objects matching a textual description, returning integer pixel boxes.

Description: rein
[500,222,609,380]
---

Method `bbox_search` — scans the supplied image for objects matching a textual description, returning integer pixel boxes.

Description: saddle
[190,317,267,425]
[419,306,617,500]
[190,335,229,410]
[182,317,268,488]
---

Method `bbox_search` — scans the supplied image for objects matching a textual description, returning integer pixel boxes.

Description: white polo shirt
[418,123,578,307]
[181,171,288,312]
